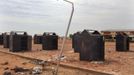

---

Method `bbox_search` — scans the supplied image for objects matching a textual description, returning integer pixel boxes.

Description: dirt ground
[0,52,35,75]
[0,39,134,75]
[0,51,109,75]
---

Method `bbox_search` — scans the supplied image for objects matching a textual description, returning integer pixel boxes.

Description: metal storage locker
[34,34,42,44]
[9,31,32,52]
[72,32,82,53]
[42,32,58,50]
[3,33,10,48]
[0,33,3,45]
[80,30,105,61]
[116,32,129,51]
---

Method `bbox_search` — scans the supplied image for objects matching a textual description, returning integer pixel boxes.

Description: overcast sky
[0,0,134,35]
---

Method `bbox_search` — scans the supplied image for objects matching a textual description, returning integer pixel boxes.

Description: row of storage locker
[0,31,58,52]
[0,30,130,62]
[72,30,130,61]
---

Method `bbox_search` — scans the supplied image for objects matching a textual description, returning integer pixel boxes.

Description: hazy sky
[0,0,134,35]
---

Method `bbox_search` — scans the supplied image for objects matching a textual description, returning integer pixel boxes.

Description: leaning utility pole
[54,0,74,75]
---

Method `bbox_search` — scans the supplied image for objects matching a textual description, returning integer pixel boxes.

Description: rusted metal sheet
[9,31,32,52]
[80,30,105,61]
[34,34,43,44]
[42,32,58,50]
[116,32,129,51]
[3,32,10,48]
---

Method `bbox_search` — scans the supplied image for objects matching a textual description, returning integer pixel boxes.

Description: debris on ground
[11,66,30,73]
[4,67,9,70]
[54,55,67,61]
[30,59,48,65]
[1,61,8,65]
[90,61,104,64]
[22,62,27,65]
[3,71,11,75]
[32,66,43,75]
[15,72,26,75]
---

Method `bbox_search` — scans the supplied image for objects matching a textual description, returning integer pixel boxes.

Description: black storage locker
[0,33,3,45]
[72,32,82,53]
[42,32,58,50]
[9,31,32,52]
[3,33,10,48]
[116,32,129,51]
[34,34,42,44]
[79,30,105,61]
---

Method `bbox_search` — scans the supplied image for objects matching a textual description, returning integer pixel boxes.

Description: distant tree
[69,34,73,39]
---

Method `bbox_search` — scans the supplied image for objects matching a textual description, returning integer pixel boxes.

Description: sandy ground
[0,52,35,75]
[0,51,108,75]
[0,39,134,75]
